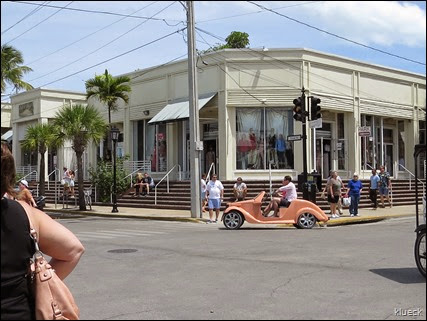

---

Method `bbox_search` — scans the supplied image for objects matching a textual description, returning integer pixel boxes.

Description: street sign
[358,126,371,137]
[287,134,302,141]
[309,118,322,129]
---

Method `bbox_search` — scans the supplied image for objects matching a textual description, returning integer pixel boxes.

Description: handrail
[124,167,149,188]
[399,164,426,196]
[154,164,181,205]
[20,170,38,182]
[47,168,60,190]
[206,162,215,182]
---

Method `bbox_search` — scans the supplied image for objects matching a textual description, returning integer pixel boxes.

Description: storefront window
[236,108,294,170]
[337,113,345,170]
[145,123,166,172]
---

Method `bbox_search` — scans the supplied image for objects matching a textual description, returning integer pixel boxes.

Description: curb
[44,208,206,224]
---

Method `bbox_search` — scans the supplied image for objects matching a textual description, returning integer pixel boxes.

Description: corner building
[88,48,425,181]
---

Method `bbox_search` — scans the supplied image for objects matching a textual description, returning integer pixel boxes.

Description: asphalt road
[59,216,426,320]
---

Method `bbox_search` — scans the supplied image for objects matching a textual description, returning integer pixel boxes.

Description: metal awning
[1,129,13,142]
[148,93,217,125]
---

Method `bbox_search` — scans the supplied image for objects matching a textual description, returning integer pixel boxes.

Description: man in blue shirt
[346,173,363,217]
[369,169,380,209]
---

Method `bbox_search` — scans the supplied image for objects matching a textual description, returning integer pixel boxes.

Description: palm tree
[21,123,59,196]
[85,69,131,126]
[1,44,33,94]
[54,104,108,210]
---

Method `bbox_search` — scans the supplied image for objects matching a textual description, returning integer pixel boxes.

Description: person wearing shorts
[206,175,224,224]
[378,165,392,208]
[327,171,342,218]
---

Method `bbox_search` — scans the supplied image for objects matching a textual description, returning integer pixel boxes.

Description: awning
[1,129,13,142]
[148,93,216,125]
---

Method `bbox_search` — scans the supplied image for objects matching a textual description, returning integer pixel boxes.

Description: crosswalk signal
[310,97,321,120]
[293,97,305,122]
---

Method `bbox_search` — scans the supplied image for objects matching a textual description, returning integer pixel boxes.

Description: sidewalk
[43,202,418,226]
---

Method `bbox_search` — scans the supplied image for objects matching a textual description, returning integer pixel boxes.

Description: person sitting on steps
[262,175,297,217]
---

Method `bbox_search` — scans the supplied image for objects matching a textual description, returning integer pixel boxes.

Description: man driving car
[262,175,297,217]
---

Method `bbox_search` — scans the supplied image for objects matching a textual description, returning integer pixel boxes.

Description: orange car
[222,191,329,229]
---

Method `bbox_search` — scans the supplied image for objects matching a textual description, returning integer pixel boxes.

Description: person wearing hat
[16,180,37,207]
[346,172,363,217]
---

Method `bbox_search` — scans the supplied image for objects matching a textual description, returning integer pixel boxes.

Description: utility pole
[186,1,201,218]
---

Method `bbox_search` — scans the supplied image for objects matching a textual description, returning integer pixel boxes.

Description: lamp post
[110,126,120,213]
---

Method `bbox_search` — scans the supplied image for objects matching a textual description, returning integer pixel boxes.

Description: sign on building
[358,126,371,137]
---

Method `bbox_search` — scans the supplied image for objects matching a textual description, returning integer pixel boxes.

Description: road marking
[113,229,166,234]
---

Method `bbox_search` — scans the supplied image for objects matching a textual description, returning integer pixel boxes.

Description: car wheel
[297,212,317,229]
[293,224,302,229]
[223,211,244,230]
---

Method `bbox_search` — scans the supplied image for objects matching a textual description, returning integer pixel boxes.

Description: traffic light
[293,97,305,122]
[310,97,321,120]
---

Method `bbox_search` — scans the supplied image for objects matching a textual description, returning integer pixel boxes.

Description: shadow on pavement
[370,267,426,284]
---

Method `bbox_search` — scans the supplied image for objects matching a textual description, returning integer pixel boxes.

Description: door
[316,137,332,179]
[385,144,394,176]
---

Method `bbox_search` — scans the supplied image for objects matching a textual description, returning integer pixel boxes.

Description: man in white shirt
[233,177,247,201]
[206,174,224,224]
[263,176,297,217]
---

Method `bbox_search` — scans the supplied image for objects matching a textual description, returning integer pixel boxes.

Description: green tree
[85,69,131,126]
[88,156,130,203]
[54,104,108,210]
[201,31,250,53]
[21,123,59,196]
[1,44,33,94]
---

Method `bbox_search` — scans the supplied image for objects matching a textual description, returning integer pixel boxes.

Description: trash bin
[302,182,317,204]
[308,171,322,192]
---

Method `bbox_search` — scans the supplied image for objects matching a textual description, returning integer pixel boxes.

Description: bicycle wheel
[415,230,426,278]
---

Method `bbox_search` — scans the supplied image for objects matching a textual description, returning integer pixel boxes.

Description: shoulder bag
[20,201,80,320]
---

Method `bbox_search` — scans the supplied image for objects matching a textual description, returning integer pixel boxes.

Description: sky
[1,1,426,101]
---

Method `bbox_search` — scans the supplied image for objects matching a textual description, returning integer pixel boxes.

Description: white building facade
[89,48,425,181]
[10,88,88,181]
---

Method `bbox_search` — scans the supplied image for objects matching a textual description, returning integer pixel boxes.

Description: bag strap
[18,200,40,252]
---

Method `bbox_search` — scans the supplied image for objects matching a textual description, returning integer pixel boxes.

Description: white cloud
[308,1,426,47]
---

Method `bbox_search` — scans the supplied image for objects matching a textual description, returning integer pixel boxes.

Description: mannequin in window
[276,134,286,168]
[268,128,278,169]
[248,128,257,168]
[237,133,251,169]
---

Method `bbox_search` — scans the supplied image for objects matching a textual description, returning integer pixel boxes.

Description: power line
[195,27,420,108]
[38,27,186,88]
[1,1,50,35]
[247,1,426,66]
[4,1,74,45]
[197,1,321,23]
[29,1,178,83]
[27,1,159,66]
[12,1,183,24]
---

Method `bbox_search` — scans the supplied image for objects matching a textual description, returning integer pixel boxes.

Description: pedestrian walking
[206,174,224,224]
[327,171,342,218]
[378,165,392,208]
[369,169,380,209]
[322,170,344,215]
[201,173,207,213]
[1,141,85,320]
[346,172,363,217]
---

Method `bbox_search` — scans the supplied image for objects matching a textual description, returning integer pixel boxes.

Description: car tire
[297,212,317,229]
[223,211,244,230]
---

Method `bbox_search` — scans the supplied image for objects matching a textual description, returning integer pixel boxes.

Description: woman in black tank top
[1,141,84,320]
[1,198,35,319]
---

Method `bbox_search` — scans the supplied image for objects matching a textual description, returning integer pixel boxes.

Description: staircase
[35,178,424,212]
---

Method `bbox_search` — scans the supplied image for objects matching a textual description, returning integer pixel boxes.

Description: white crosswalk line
[105,230,151,236]
[114,229,166,234]
[75,233,114,239]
